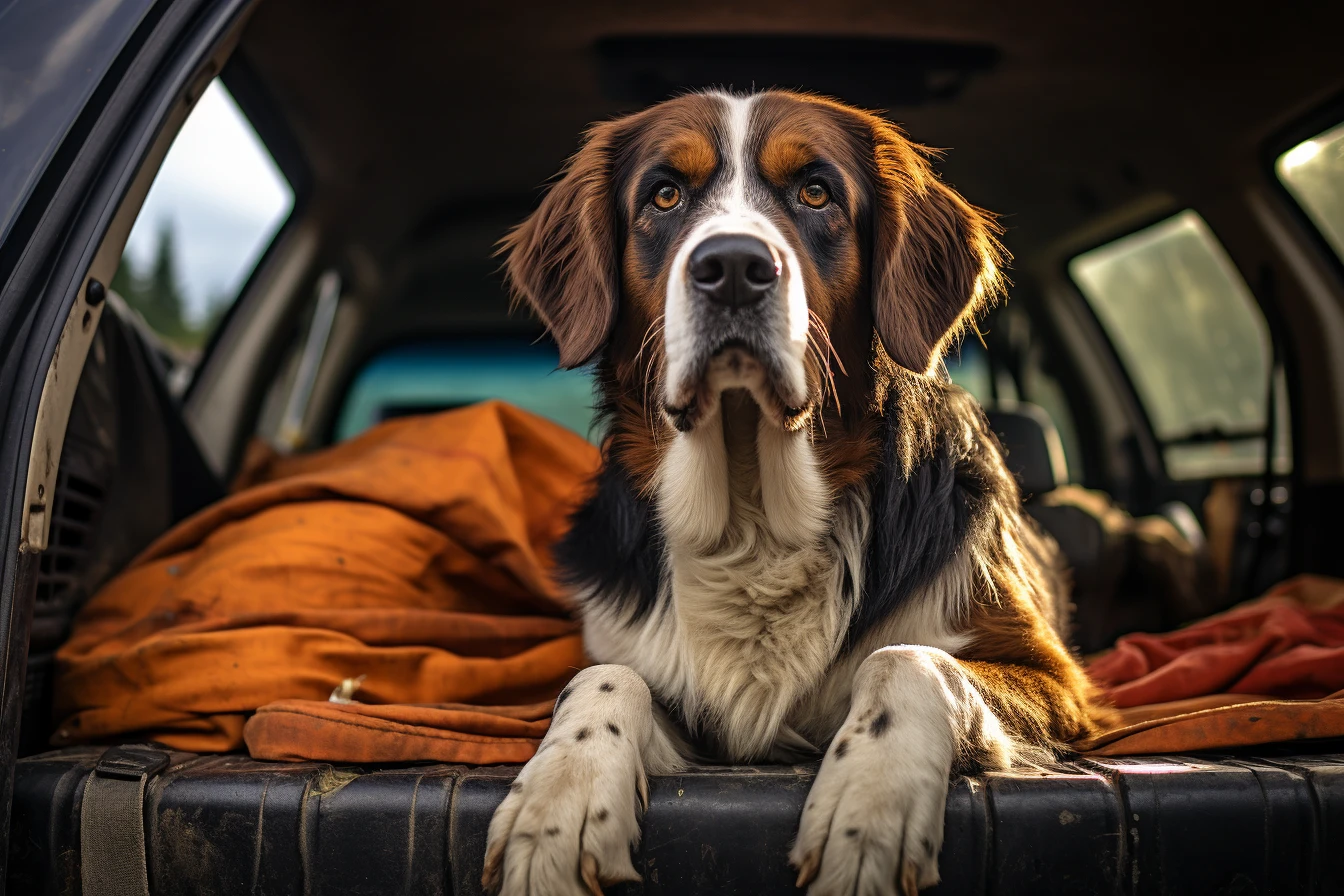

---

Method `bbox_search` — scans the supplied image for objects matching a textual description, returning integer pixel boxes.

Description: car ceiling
[236,0,1344,317]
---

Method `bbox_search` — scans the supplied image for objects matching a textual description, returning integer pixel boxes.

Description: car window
[944,338,992,402]
[1276,120,1344,262]
[335,341,597,443]
[1069,210,1288,479]
[110,79,292,383]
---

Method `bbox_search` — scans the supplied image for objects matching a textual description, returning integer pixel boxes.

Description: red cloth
[1088,592,1344,709]
[1079,577,1344,754]
[1085,577,1344,709]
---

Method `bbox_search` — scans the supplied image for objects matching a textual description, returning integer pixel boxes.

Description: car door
[0,1,255,887]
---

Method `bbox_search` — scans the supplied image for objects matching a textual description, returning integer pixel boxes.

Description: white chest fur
[583,393,869,760]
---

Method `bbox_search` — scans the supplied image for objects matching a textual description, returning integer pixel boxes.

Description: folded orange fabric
[246,699,556,765]
[1077,691,1344,755]
[53,401,599,762]
[1084,576,1344,754]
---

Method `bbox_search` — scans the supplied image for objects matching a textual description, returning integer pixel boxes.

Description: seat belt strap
[79,745,170,896]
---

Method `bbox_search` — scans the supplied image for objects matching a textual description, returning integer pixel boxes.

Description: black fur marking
[544,827,561,837]
[923,838,936,859]
[595,808,609,822]
[576,728,590,742]
[555,453,666,621]
[846,828,860,838]
[835,739,849,758]
[870,710,891,737]
[607,722,622,737]
[845,384,998,649]
[599,681,615,692]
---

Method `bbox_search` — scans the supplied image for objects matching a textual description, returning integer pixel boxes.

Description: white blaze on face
[662,92,810,414]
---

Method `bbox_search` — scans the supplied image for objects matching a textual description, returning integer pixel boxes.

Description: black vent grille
[32,468,105,649]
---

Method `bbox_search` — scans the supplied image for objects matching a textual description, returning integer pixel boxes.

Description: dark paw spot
[845,828,860,838]
[607,722,621,737]
[553,684,573,714]
[576,728,590,742]
[923,838,936,859]
[835,739,849,759]
[544,827,560,837]
[870,710,892,737]
[595,808,609,822]
[599,682,615,692]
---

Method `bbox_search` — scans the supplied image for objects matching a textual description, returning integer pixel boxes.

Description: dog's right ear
[500,119,625,369]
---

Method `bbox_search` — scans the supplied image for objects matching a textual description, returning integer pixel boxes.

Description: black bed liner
[8,745,1344,895]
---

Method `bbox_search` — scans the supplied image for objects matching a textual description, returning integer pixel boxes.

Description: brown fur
[666,131,717,190]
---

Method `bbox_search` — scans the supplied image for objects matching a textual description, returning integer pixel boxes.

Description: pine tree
[138,219,190,344]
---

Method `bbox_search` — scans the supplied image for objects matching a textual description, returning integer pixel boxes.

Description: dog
[482,89,1111,896]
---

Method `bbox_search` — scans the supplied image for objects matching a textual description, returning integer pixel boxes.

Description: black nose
[688,234,778,308]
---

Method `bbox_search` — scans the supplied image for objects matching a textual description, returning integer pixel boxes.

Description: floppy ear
[500,119,625,368]
[867,117,1007,374]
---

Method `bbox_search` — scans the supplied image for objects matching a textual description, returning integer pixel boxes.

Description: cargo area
[4,0,1344,893]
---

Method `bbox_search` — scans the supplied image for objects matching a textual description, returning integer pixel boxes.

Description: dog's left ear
[499,118,626,369]
[866,117,1007,374]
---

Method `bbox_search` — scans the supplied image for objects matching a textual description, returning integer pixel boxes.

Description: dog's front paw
[789,709,950,896]
[482,737,646,896]
[483,666,666,895]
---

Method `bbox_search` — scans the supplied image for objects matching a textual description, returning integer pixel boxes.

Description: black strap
[80,745,170,896]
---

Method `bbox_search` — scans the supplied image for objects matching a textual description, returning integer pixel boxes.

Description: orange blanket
[1081,576,1344,755]
[53,401,599,763]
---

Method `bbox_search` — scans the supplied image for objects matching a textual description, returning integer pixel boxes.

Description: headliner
[236,1,1344,306]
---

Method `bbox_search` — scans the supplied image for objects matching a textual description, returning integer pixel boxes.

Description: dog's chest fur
[582,393,867,760]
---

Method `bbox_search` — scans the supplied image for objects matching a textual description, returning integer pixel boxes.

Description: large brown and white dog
[483,90,1110,896]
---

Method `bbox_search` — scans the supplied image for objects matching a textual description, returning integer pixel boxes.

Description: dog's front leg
[789,645,1026,896]
[482,665,687,895]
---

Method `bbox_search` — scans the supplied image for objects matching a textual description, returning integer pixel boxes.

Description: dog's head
[502,90,1004,443]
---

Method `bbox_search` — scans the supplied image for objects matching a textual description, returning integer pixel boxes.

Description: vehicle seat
[984,403,1204,652]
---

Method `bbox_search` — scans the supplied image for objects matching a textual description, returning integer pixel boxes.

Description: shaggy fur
[485,89,1111,896]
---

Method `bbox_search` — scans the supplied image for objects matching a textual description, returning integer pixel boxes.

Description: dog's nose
[688,234,778,308]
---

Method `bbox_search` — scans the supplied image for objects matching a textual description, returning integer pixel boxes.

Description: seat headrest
[984,402,1069,499]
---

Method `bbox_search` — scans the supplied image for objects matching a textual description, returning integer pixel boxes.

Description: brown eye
[652,183,681,210]
[799,181,830,209]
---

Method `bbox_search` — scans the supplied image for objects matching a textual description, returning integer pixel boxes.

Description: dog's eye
[652,183,681,210]
[799,181,830,209]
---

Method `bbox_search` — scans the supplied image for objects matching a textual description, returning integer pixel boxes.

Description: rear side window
[335,341,597,443]
[1069,210,1288,479]
[111,79,292,380]
[1276,121,1344,261]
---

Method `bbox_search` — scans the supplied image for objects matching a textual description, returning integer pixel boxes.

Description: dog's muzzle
[663,229,810,432]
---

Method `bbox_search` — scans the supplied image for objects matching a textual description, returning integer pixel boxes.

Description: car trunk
[6,1,1344,894]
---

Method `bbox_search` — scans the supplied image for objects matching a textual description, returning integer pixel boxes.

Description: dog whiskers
[807,310,844,422]
[636,317,667,442]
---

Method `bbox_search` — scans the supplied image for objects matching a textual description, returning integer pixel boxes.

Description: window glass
[945,338,992,402]
[1276,121,1344,261]
[1069,210,1288,479]
[335,341,597,443]
[111,79,292,374]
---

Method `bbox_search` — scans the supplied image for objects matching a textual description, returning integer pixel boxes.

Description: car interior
[6,0,1344,893]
